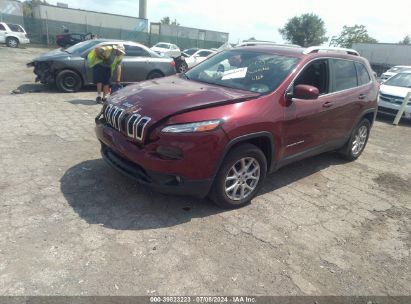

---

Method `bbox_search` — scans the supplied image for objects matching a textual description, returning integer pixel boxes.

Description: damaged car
[95,45,378,208]
[27,39,177,92]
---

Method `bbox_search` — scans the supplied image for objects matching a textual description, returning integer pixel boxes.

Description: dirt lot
[0,46,410,296]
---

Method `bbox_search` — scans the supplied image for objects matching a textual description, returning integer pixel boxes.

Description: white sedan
[378,71,411,120]
[185,49,216,68]
[150,42,181,58]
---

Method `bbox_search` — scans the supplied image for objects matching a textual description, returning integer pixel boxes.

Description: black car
[27,39,177,92]
[56,32,93,48]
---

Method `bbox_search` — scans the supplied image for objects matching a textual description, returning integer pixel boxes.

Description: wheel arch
[212,132,275,179]
[146,69,165,79]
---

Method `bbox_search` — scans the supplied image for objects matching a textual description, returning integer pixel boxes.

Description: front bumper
[101,143,212,198]
[95,119,227,198]
[378,98,411,119]
[20,37,30,44]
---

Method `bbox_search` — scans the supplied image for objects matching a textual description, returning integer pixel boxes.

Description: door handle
[322,101,333,108]
[359,94,366,100]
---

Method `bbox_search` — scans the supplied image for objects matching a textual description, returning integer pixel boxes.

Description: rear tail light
[169,60,176,68]
[56,35,64,40]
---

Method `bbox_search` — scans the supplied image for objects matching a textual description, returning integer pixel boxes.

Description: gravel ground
[0,46,410,296]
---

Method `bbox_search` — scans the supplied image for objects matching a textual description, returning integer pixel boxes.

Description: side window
[331,59,358,92]
[355,62,371,85]
[0,24,6,31]
[124,45,150,57]
[294,59,329,95]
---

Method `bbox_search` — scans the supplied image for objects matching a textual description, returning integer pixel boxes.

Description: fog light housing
[156,145,183,160]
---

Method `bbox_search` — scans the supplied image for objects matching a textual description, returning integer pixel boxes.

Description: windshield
[155,43,170,49]
[384,73,411,88]
[65,40,101,54]
[185,50,300,94]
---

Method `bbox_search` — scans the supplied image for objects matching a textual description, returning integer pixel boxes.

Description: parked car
[380,65,411,82]
[27,39,176,92]
[185,49,216,68]
[378,71,411,120]
[56,32,93,48]
[95,45,378,208]
[151,42,181,58]
[181,48,199,57]
[0,22,30,48]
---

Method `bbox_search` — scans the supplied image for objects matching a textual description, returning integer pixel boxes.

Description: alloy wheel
[224,157,261,201]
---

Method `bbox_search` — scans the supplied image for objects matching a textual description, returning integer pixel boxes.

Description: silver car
[27,39,177,92]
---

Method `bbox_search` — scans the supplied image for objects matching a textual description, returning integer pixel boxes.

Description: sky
[47,0,411,45]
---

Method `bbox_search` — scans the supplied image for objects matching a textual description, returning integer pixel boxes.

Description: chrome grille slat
[104,104,152,142]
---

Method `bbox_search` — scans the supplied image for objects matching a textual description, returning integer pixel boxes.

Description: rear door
[326,59,365,140]
[282,58,335,157]
[121,44,151,82]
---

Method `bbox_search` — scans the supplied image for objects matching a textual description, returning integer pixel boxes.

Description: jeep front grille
[104,104,151,142]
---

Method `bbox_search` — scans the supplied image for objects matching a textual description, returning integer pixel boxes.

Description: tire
[209,143,267,209]
[177,62,188,73]
[56,70,82,92]
[339,118,371,161]
[6,37,19,48]
[147,71,164,80]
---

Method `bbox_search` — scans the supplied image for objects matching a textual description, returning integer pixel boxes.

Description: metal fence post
[393,92,411,125]
[45,11,50,46]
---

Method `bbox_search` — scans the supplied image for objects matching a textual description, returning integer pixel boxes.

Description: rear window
[6,24,24,33]
[0,24,6,31]
[355,62,371,85]
[155,43,170,49]
[332,59,358,91]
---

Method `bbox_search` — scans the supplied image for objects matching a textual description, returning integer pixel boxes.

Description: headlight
[161,120,223,133]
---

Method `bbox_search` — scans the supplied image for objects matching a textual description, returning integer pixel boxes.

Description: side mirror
[288,84,319,100]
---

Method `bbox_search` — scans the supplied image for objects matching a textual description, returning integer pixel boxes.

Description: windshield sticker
[222,67,248,80]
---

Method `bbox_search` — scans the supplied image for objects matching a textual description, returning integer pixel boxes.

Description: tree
[399,35,410,45]
[279,13,327,47]
[160,16,179,26]
[330,25,377,48]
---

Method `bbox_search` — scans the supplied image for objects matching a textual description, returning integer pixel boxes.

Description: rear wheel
[177,62,188,73]
[339,118,371,161]
[209,143,267,209]
[147,71,164,80]
[56,70,82,92]
[6,37,19,48]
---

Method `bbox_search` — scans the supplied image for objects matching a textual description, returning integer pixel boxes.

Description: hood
[33,48,70,61]
[107,75,260,129]
[380,84,411,98]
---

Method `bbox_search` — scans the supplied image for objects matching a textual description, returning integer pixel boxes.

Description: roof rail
[303,46,360,56]
[237,41,301,48]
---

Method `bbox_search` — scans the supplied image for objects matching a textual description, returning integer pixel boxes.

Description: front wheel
[209,143,267,209]
[339,118,371,161]
[56,70,82,92]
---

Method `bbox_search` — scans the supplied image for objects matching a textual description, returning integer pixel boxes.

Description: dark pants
[93,64,111,85]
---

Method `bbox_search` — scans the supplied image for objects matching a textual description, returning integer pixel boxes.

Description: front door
[282,59,334,158]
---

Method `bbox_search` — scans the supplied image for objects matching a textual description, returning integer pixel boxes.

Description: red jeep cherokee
[95,45,378,208]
